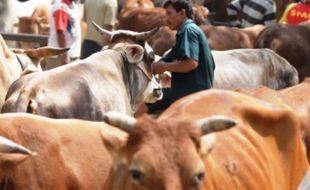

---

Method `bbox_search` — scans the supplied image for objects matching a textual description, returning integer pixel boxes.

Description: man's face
[165,5,185,31]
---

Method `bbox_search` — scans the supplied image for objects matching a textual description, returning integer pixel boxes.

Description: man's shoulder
[180,21,201,34]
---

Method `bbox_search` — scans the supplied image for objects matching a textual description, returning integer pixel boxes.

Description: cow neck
[118,50,135,113]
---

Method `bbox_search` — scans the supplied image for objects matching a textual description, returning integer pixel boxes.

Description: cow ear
[100,124,129,159]
[125,44,144,64]
[24,46,70,59]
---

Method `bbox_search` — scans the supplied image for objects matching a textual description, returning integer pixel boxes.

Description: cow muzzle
[153,88,163,100]
[143,71,163,103]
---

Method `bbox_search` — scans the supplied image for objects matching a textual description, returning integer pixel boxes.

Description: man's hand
[151,61,166,74]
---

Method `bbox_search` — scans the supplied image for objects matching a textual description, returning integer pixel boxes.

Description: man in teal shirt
[143,0,215,114]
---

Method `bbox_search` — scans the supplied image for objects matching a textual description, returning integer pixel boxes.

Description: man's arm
[53,9,70,64]
[152,59,198,74]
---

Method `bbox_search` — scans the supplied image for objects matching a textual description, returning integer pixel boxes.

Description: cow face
[142,75,163,103]
[102,112,237,190]
[93,22,162,108]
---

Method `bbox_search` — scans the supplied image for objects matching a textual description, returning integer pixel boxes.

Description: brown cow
[103,89,309,189]
[148,23,265,55]
[117,5,208,55]
[117,5,209,32]
[13,4,50,49]
[0,112,114,189]
[200,24,266,50]
[255,21,310,81]
[147,26,176,55]
[119,0,155,15]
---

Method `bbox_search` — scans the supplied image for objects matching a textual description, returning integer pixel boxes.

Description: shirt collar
[176,19,194,35]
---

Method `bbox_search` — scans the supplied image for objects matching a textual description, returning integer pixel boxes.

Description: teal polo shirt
[161,19,215,100]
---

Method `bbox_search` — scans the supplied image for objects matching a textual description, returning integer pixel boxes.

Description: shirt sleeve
[177,28,199,62]
[53,9,69,32]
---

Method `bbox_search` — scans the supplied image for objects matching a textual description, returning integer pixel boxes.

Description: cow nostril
[154,88,163,99]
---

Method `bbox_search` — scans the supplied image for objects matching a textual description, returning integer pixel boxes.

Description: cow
[0,0,52,34]
[148,24,265,56]
[154,48,298,91]
[12,3,50,49]
[200,24,266,50]
[13,16,49,49]
[102,89,309,189]
[0,34,68,109]
[212,48,298,90]
[119,0,155,15]
[147,26,176,55]
[1,24,162,120]
[0,112,114,189]
[117,5,209,32]
[254,21,310,82]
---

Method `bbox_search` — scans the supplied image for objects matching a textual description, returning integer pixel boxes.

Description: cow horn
[103,111,137,133]
[0,136,36,156]
[135,27,160,41]
[197,115,237,135]
[92,21,113,41]
[24,47,70,59]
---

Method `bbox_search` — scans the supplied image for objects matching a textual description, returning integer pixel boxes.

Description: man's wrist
[163,62,169,71]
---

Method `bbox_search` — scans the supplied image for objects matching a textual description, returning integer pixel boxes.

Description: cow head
[13,16,49,49]
[101,111,237,189]
[93,22,163,111]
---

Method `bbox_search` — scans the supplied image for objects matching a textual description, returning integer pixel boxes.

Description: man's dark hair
[163,0,193,19]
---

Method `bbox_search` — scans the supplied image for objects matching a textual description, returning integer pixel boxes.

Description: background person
[80,0,118,59]
[138,0,215,115]
[227,0,277,27]
[48,0,81,64]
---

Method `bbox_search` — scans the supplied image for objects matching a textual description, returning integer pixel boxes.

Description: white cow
[158,48,298,90]
[213,48,298,90]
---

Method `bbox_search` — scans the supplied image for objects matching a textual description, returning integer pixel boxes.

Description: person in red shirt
[279,0,310,24]
[48,0,81,64]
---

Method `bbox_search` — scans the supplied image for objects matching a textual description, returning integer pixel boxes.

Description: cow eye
[194,172,205,185]
[130,169,144,183]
